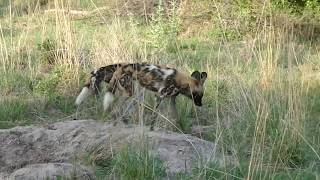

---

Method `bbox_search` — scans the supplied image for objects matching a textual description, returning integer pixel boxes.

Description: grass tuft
[0,98,29,128]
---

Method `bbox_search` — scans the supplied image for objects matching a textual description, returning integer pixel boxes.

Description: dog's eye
[193,92,203,99]
[192,93,198,98]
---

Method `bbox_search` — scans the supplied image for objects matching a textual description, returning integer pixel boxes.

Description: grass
[0,98,29,128]
[110,147,166,180]
[88,143,167,180]
[182,161,320,180]
[1,0,320,179]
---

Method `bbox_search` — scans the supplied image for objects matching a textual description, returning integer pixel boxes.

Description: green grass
[0,98,29,128]
[89,144,167,180]
[181,161,320,180]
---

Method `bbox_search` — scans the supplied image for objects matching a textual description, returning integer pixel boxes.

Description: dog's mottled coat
[75,63,207,129]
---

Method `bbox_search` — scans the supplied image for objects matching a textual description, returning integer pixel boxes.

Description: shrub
[148,0,181,51]
[37,38,58,65]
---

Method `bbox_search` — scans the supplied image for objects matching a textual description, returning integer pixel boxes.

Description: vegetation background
[0,0,320,179]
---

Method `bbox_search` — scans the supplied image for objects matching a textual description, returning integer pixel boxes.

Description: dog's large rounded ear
[200,72,208,84]
[201,72,207,81]
[191,71,201,80]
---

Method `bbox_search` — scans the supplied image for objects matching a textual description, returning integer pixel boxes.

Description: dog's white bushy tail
[75,87,91,106]
[103,92,114,111]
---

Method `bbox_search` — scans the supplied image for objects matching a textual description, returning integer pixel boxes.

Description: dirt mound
[0,120,234,178]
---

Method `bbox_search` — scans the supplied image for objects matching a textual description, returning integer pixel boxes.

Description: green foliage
[272,0,315,9]
[148,4,168,50]
[304,0,320,18]
[170,40,215,68]
[37,38,58,65]
[271,0,304,12]
[272,0,320,17]
[0,98,28,129]
[33,65,77,115]
[48,95,76,114]
[208,26,241,41]
[0,70,33,95]
[34,67,62,96]
[176,97,193,133]
[148,0,181,51]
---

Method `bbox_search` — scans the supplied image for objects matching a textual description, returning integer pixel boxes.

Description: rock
[0,120,234,177]
[191,125,215,137]
[0,172,8,180]
[9,163,94,180]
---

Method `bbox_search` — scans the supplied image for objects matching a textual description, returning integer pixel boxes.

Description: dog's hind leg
[170,95,178,121]
[150,96,163,131]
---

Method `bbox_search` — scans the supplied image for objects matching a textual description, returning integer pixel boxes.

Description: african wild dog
[75,63,207,129]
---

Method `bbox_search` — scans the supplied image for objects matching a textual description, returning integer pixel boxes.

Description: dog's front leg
[150,96,163,131]
[170,95,178,121]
